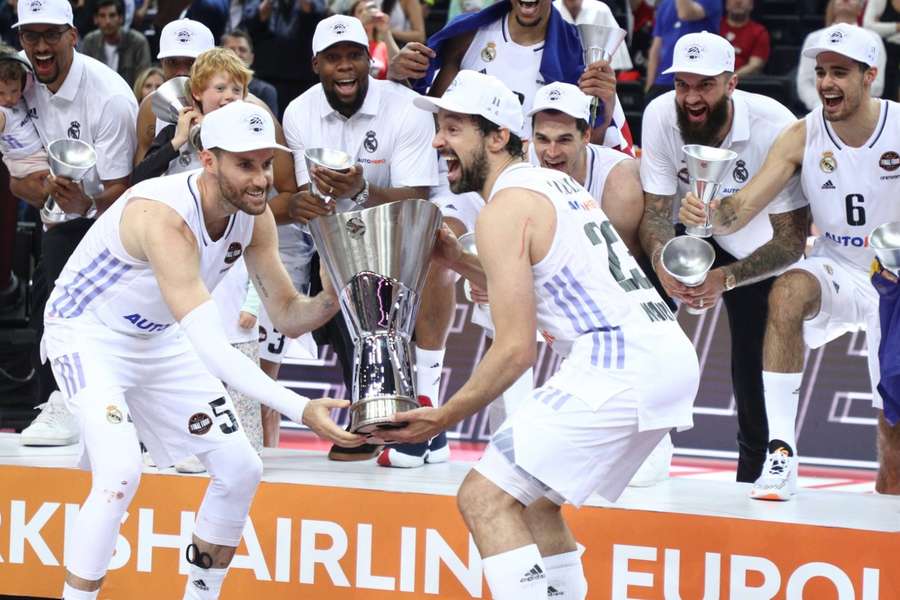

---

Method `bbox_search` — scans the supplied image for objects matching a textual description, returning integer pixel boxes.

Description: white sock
[762,371,802,452]
[482,544,548,600]
[62,583,99,600]
[183,565,228,599]
[415,347,445,405]
[544,549,588,599]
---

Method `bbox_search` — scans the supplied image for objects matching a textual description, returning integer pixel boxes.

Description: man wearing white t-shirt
[280,15,439,464]
[638,32,808,483]
[13,0,138,448]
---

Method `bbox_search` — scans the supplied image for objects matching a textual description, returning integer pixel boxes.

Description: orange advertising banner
[0,465,896,599]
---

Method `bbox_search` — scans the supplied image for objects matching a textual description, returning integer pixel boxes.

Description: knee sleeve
[67,398,143,581]
[194,441,263,547]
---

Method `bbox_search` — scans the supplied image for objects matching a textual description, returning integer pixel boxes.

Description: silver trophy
[871,222,900,276]
[661,236,716,315]
[305,148,354,206]
[150,75,202,151]
[458,232,482,303]
[683,144,739,238]
[309,199,442,433]
[576,24,627,126]
[41,139,97,225]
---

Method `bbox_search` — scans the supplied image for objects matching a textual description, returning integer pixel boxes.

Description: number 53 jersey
[489,163,700,432]
[801,100,900,271]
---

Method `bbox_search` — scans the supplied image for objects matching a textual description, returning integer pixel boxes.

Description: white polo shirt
[640,89,805,260]
[23,51,137,199]
[553,0,633,71]
[282,77,439,212]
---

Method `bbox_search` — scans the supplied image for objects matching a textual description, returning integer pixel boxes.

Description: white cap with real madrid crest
[201,101,289,153]
[662,31,736,77]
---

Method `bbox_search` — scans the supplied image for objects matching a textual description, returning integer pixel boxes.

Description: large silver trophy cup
[151,76,202,150]
[683,144,738,238]
[661,236,716,315]
[41,139,97,225]
[309,199,442,433]
[871,222,900,276]
[305,148,354,206]
[577,24,627,126]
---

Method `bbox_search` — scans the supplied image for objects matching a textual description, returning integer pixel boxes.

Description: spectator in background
[351,0,400,79]
[378,0,425,44]
[240,0,328,119]
[862,0,900,100]
[186,0,231,41]
[720,0,769,76]
[132,65,164,102]
[222,28,278,114]
[79,0,150,86]
[0,0,20,48]
[554,0,634,71]
[800,0,885,109]
[645,0,722,97]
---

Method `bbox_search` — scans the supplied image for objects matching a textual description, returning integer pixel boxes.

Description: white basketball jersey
[461,16,545,122]
[45,170,255,348]
[489,163,698,429]
[801,100,900,270]
[155,117,202,174]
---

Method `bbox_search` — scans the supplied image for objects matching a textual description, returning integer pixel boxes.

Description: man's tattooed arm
[723,207,809,287]
[639,192,677,268]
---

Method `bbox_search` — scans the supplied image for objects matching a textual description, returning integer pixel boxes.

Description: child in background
[0,46,49,180]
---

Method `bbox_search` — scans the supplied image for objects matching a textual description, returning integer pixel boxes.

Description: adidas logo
[833,281,840,293]
[192,579,209,591]
[520,564,546,584]
[821,179,835,190]
[548,585,564,597]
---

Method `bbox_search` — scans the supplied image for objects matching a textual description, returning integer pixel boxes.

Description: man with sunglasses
[14,0,138,449]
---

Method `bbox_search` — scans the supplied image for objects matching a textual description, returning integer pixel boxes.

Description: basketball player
[382,70,700,600]
[43,101,363,600]
[679,23,900,500]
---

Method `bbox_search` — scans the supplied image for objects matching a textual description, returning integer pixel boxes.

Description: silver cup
[661,236,716,315]
[683,144,739,238]
[871,222,900,275]
[577,24,627,125]
[309,199,442,433]
[305,148,354,205]
[150,76,192,124]
[41,139,97,225]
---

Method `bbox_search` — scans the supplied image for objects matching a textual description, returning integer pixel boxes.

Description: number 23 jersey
[801,100,900,270]
[488,163,699,431]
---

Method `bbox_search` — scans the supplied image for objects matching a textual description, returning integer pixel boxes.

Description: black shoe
[327,422,382,461]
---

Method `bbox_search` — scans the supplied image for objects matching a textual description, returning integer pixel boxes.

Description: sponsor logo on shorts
[225,242,243,264]
[188,413,213,435]
[521,564,546,584]
[879,151,899,172]
[106,405,123,425]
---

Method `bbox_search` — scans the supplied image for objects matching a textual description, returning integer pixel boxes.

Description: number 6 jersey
[801,100,900,271]
[487,162,699,432]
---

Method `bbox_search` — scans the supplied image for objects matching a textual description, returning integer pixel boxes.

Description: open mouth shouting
[32,53,57,80]
[334,77,359,99]
[443,152,461,185]
[684,104,708,123]
[517,0,541,20]
[821,90,844,112]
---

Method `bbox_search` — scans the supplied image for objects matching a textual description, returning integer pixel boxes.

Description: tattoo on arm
[254,274,269,299]
[726,207,809,287]
[714,196,740,231]
[639,192,676,264]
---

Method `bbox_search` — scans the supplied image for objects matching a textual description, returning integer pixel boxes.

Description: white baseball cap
[802,23,879,67]
[13,0,73,28]
[414,70,526,139]
[312,15,369,55]
[157,19,215,60]
[201,101,289,153]
[662,31,736,76]
[527,82,591,123]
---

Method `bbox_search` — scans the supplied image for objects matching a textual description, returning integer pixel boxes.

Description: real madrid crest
[733,159,748,183]
[480,42,497,63]
[819,151,837,173]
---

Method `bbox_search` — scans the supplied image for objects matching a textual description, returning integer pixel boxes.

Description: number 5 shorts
[790,248,882,408]
[42,317,246,469]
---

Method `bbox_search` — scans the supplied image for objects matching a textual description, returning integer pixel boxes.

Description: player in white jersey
[382,70,699,600]
[680,23,900,501]
[44,101,363,600]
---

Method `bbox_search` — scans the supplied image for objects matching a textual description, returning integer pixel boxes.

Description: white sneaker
[19,391,79,446]
[174,455,206,474]
[750,446,798,501]
[628,433,674,487]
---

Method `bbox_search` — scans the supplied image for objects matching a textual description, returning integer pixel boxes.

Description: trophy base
[684,226,713,238]
[350,396,420,434]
